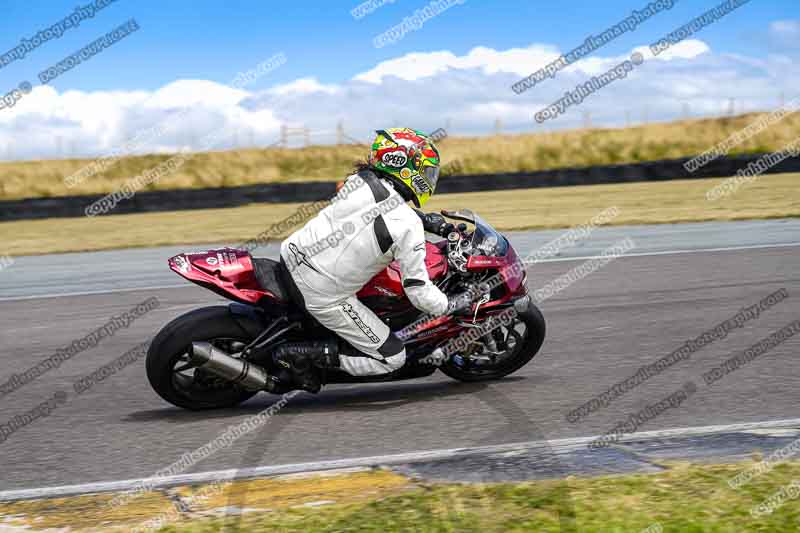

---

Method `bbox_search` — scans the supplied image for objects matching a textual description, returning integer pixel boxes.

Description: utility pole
[336,121,345,145]
[493,118,502,136]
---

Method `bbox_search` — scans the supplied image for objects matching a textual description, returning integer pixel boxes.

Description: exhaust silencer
[190,342,268,391]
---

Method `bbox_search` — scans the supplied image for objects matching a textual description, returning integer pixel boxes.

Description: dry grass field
[4,172,797,256]
[5,460,800,532]
[1,111,798,201]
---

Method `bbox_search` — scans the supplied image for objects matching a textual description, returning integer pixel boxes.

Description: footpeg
[419,347,448,367]
[264,371,293,394]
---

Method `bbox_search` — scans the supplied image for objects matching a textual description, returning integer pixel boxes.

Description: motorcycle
[146,209,546,410]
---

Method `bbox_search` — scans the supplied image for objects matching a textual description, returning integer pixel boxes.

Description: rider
[274,128,472,392]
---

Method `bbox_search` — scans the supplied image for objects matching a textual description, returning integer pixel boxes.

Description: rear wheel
[438,301,545,382]
[146,306,260,410]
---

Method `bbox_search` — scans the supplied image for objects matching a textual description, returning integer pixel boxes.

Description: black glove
[446,282,491,315]
[415,210,455,237]
[446,291,474,315]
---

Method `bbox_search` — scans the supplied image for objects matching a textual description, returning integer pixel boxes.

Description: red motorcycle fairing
[168,248,280,305]
[168,238,526,340]
[467,244,527,301]
[167,242,449,308]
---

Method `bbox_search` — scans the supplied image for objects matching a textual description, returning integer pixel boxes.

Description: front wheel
[146,306,260,410]
[438,300,546,382]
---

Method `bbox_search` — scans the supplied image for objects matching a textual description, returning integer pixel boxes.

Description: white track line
[2,242,799,303]
[530,241,800,264]
[0,284,187,302]
[2,417,799,502]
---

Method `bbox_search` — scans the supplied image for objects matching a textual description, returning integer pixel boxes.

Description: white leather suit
[279,170,448,376]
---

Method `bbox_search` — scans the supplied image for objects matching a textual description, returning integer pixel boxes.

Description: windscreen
[469,214,508,257]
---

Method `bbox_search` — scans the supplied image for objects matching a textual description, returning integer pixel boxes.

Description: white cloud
[146,79,248,108]
[354,40,711,83]
[267,77,339,95]
[0,34,796,161]
[354,45,563,82]
[637,39,711,61]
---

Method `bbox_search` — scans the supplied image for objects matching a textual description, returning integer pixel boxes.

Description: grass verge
[2,460,800,532]
[1,111,798,201]
[1,172,798,257]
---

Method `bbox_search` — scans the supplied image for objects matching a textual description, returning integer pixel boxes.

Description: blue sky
[0,0,794,91]
[0,0,796,159]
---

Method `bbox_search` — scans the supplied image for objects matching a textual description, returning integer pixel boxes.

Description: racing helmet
[368,127,441,208]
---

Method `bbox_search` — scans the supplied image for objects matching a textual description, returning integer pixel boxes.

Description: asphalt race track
[0,219,798,491]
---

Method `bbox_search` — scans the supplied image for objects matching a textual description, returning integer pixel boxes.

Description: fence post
[336,121,344,145]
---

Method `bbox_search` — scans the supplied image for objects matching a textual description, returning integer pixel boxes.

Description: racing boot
[272,340,339,393]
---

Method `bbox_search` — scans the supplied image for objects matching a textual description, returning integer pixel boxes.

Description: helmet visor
[421,163,440,192]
